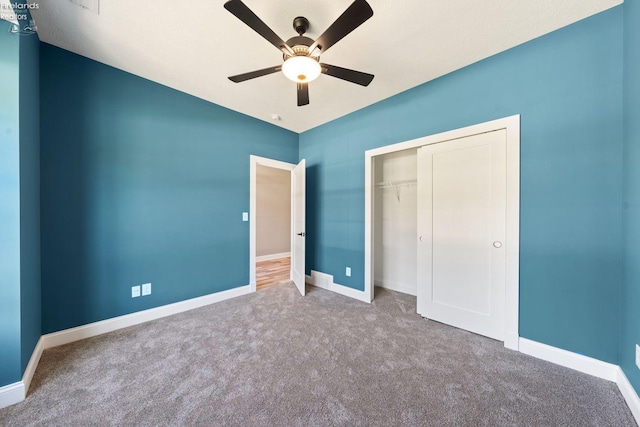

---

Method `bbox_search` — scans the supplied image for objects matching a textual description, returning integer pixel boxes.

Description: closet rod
[376,179,417,188]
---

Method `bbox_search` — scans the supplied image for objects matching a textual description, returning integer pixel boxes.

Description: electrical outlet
[131,285,141,298]
[636,345,640,370]
[142,283,152,296]
[346,267,351,277]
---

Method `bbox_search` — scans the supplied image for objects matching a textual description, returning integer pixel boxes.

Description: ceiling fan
[224,0,375,107]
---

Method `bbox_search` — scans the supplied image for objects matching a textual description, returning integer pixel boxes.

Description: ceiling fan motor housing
[293,16,310,35]
[283,36,320,61]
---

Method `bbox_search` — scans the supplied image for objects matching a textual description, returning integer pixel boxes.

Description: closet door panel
[417,130,506,341]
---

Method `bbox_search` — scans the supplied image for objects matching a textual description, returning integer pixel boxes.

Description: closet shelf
[376,179,417,202]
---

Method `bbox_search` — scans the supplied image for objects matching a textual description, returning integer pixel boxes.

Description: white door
[417,130,506,341]
[291,159,306,296]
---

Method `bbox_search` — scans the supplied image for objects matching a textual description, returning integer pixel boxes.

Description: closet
[372,128,509,342]
[373,149,418,296]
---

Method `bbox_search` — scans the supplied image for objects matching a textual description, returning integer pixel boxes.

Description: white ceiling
[29,0,621,133]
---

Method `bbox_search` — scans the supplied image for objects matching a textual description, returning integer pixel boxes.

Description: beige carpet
[0,284,636,426]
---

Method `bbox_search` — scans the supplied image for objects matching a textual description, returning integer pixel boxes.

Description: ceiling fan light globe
[282,56,321,83]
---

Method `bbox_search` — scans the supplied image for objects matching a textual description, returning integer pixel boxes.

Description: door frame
[249,155,296,293]
[364,115,520,350]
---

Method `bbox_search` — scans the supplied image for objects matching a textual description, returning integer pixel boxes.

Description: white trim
[4,293,640,422]
[518,338,640,425]
[0,381,25,410]
[374,279,417,296]
[617,367,640,424]
[364,151,374,303]
[23,337,44,394]
[519,338,618,382]
[41,285,251,349]
[256,252,291,262]
[504,331,519,352]
[306,270,370,303]
[364,115,521,349]
[0,285,251,409]
[249,155,296,293]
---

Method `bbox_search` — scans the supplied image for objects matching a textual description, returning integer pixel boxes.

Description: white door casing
[417,130,507,341]
[291,159,306,296]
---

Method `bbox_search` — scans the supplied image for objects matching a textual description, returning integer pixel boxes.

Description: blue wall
[622,0,640,393]
[19,33,41,374]
[40,44,298,333]
[299,8,623,363]
[0,27,23,387]
[0,25,42,389]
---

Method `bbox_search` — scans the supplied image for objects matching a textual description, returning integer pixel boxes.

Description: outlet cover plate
[636,345,640,370]
[142,283,152,296]
[131,285,141,298]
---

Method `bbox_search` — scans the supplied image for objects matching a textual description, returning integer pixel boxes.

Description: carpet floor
[0,284,636,426]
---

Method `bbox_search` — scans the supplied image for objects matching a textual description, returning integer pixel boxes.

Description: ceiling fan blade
[224,0,294,56]
[297,82,309,106]
[321,63,374,86]
[309,0,373,54]
[228,66,282,83]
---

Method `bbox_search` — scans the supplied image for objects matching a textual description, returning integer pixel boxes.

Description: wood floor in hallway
[256,257,291,291]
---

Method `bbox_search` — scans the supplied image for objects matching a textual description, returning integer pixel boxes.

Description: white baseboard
[0,382,25,410]
[256,252,291,262]
[518,338,639,425]
[0,285,252,410]
[519,338,619,382]
[504,331,519,351]
[306,270,371,303]
[303,279,640,421]
[306,274,327,289]
[617,367,640,424]
[332,282,371,303]
[23,337,44,394]
[5,284,640,424]
[374,279,417,296]
[42,285,252,349]
[0,285,253,410]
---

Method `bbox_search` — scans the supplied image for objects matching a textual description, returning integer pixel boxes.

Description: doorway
[255,164,292,291]
[364,116,520,350]
[249,155,306,295]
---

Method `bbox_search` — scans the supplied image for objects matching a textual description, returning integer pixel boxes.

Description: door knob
[297,232,306,237]
[419,236,423,241]
[493,241,502,248]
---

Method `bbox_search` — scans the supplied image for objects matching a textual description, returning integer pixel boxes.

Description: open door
[291,159,306,295]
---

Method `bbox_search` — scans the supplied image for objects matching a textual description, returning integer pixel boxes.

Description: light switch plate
[131,285,141,298]
[636,344,640,370]
[346,267,351,277]
[242,212,248,221]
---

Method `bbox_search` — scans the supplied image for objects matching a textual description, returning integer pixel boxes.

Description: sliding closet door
[416,130,506,341]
